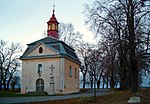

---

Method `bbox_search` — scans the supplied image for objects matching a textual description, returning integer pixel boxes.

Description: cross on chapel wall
[49,65,55,77]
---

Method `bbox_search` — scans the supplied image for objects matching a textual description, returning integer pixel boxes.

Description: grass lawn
[24,88,150,104]
[0,90,48,97]
[0,88,150,104]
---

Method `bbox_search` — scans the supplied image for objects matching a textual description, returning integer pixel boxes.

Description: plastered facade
[21,44,80,94]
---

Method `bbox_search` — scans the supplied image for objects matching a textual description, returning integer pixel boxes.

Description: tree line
[58,0,149,93]
[81,0,150,93]
[0,40,22,90]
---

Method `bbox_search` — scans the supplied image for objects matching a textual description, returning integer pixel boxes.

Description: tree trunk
[106,76,109,89]
[90,79,93,89]
[110,75,115,88]
[128,0,138,93]
[97,78,100,89]
[3,79,7,90]
[102,77,105,88]
[0,80,2,90]
[7,80,11,90]
[0,65,2,90]
[117,29,128,90]
[94,79,96,97]
[120,68,127,90]
[82,74,86,89]
[94,70,96,97]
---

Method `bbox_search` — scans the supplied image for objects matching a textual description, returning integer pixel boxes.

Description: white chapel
[20,8,81,94]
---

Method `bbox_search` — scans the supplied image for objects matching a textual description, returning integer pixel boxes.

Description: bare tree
[76,42,94,89]
[84,0,130,90]
[88,48,104,89]
[84,0,150,92]
[88,49,103,97]
[10,76,20,90]
[58,22,83,48]
[0,40,22,90]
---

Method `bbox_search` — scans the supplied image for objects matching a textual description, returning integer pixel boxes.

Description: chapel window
[75,68,77,79]
[39,47,43,54]
[69,66,72,77]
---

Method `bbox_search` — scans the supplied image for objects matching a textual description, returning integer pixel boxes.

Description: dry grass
[24,88,150,104]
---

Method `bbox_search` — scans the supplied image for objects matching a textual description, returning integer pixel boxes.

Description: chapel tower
[47,5,59,39]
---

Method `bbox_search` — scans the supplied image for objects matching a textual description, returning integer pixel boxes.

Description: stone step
[128,96,141,104]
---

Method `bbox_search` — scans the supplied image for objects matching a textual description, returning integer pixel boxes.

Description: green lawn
[0,89,89,97]
[25,88,150,104]
[0,90,48,97]
[0,89,150,104]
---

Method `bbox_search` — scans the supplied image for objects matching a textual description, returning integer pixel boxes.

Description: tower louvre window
[52,24,55,30]
[56,25,58,30]
[48,25,51,30]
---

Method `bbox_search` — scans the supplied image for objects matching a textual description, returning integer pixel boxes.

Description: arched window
[52,24,55,30]
[37,64,42,77]
[39,47,43,53]
[48,25,50,30]
[55,25,58,30]
[36,78,44,92]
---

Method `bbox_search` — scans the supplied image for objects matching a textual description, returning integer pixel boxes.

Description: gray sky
[0,0,95,50]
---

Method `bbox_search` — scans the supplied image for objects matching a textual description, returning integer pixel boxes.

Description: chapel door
[36,78,44,92]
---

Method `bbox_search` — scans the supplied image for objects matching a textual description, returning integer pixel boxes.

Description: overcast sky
[0,0,95,50]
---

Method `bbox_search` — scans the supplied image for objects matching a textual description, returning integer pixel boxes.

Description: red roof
[48,10,58,23]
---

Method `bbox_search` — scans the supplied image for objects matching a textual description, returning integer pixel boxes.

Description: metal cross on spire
[53,5,55,14]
